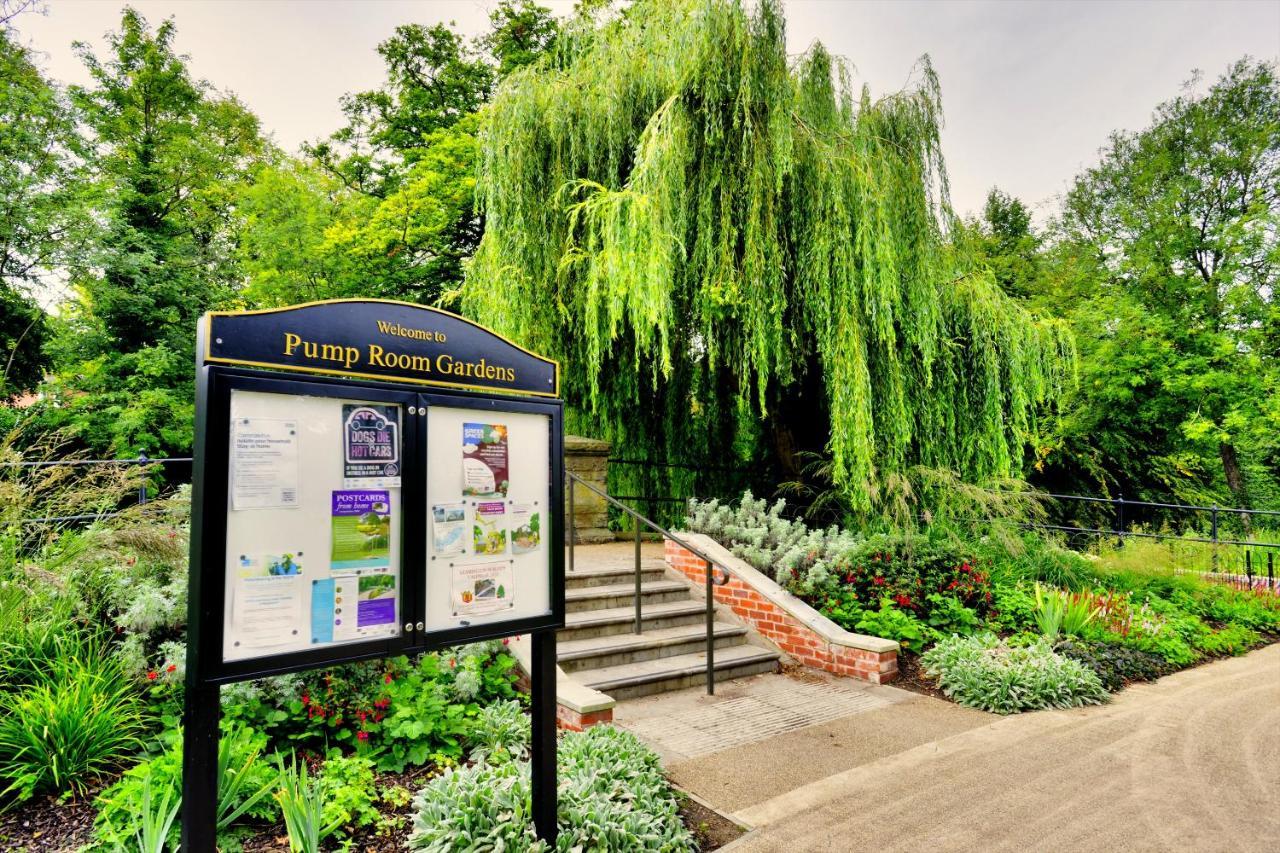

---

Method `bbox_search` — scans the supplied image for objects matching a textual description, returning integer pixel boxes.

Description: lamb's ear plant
[134,772,181,853]
[274,753,342,853]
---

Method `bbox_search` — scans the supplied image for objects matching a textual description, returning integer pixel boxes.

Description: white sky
[11,0,1280,221]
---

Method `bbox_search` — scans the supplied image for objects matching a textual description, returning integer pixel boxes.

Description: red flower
[146,671,158,681]
[166,664,177,673]
[895,594,912,608]
[384,673,392,685]
[302,693,310,705]
[449,658,457,668]
[502,637,509,646]
[357,731,368,742]
[873,576,886,586]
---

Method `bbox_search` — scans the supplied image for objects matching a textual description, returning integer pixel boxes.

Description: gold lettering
[283,332,301,356]
[368,344,387,366]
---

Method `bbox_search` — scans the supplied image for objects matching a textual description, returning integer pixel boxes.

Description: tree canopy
[464,0,1074,513]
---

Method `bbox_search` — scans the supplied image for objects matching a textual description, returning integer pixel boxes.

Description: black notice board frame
[183,301,564,851]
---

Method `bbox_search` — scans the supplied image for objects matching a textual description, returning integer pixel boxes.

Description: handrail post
[705,559,715,695]
[568,473,575,574]
[634,522,642,634]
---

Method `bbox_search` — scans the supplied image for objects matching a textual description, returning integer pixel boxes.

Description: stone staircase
[559,544,781,700]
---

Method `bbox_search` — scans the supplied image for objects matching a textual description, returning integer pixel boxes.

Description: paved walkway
[622,645,1280,852]
[741,646,1280,851]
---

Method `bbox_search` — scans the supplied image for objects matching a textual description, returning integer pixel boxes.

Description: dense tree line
[1,0,1275,516]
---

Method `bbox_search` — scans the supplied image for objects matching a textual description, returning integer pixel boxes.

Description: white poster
[431,502,467,557]
[231,417,300,510]
[451,560,515,617]
[231,553,304,649]
[510,504,541,555]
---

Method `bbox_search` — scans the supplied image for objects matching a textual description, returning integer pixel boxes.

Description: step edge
[579,649,781,690]
[557,625,748,660]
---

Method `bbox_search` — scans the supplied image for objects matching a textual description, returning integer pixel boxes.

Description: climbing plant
[463,0,1074,515]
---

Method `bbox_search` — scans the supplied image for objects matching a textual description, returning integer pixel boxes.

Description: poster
[510,504,541,555]
[314,570,398,644]
[231,417,299,510]
[462,422,509,497]
[431,502,467,557]
[330,490,391,571]
[342,404,402,486]
[451,561,514,616]
[473,501,507,555]
[231,552,305,648]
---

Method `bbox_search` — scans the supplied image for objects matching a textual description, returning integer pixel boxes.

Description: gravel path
[725,643,1280,852]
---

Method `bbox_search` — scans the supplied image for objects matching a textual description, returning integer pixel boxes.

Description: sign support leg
[530,628,558,844]
[181,682,221,852]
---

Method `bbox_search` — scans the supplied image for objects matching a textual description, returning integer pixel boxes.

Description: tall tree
[0,29,84,396]
[1047,59,1279,508]
[464,0,1073,515]
[38,8,265,455]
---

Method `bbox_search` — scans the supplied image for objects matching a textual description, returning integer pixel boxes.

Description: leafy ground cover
[688,494,1280,713]
[0,458,702,851]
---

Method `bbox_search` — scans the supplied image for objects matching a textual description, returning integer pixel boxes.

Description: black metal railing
[566,471,730,695]
[1,454,193,525]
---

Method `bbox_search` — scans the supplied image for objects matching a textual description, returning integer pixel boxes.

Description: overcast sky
[11,0,1280,221]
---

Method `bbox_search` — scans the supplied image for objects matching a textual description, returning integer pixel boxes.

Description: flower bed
[686,494,1280,713]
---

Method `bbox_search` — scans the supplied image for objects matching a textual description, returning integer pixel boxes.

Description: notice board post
[182,300,564,850]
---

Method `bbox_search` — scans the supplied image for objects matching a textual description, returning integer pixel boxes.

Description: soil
[678,789,745,851]
[0,784,103,853]
[888,651,946,700]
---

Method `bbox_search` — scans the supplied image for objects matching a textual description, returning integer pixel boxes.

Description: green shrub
[408,726,692,851]
[1054,638,1169,691]
[851,599,937,651]
[315,754,381,836]
[93,723,277,849]
[989,583,1037,633]
[1194,624,1261,656]
[1033,583,1065,641]
[0,642,145,802]
[920,633,1108,714]
[469,699,530,765]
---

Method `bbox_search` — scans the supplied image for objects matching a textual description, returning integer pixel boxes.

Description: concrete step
[565,580,691,613]
[560,599,708,641]
[564,564,668,590]
[557,622,749,673]
[577,645,782,700]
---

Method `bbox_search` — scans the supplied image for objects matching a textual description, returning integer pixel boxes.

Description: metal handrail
[566,472,729,695]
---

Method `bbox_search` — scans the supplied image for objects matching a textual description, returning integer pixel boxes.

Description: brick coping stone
[666,533,899,684]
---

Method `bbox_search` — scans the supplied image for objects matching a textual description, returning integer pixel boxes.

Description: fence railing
[2,455,193,524]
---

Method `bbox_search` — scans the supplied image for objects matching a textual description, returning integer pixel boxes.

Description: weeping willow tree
[463,0,1074,517]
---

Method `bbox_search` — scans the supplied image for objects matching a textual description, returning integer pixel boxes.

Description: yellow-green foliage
[464,0,1074,512]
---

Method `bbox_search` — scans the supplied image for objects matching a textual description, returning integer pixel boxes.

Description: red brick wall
[556,705,613,731]
[666,539,897,684]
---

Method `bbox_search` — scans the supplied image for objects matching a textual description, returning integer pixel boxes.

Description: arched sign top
[202,299,559,398]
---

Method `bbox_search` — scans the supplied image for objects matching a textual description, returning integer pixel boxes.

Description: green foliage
[408,726,692,851]
[1034,583,1100,641]
[920,633,1108,714]
[849,599,936,652]
[989,583,1037,633]
[275,753,344,853]
[1039,59,1280,507]
[133,770,181,853]
[468,699,530,766]
[0,643,144,802]
[315,754,382,838]
[1053,638,1169,692]
[466,0,1074,515]
[92,722,278,849]
[1194,623,1261,657]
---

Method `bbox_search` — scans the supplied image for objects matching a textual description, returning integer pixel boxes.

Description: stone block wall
[565,435,613,544]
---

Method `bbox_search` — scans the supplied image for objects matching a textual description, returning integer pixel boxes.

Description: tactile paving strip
[616,673,891,759]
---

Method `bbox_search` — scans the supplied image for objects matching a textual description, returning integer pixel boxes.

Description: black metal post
[634,522,642,635]
[1114,495,1124,546]
[180,682,220,852]
[137,453,148,505]
[1268,552,1274,591]
[530,629,558,845]
[567,474,575,574]
[705,560,715,696]
[1246,550,1253,589]
[1211,505,1219,572]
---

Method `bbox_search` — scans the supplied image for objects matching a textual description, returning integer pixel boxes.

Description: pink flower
[357,731,368,742]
